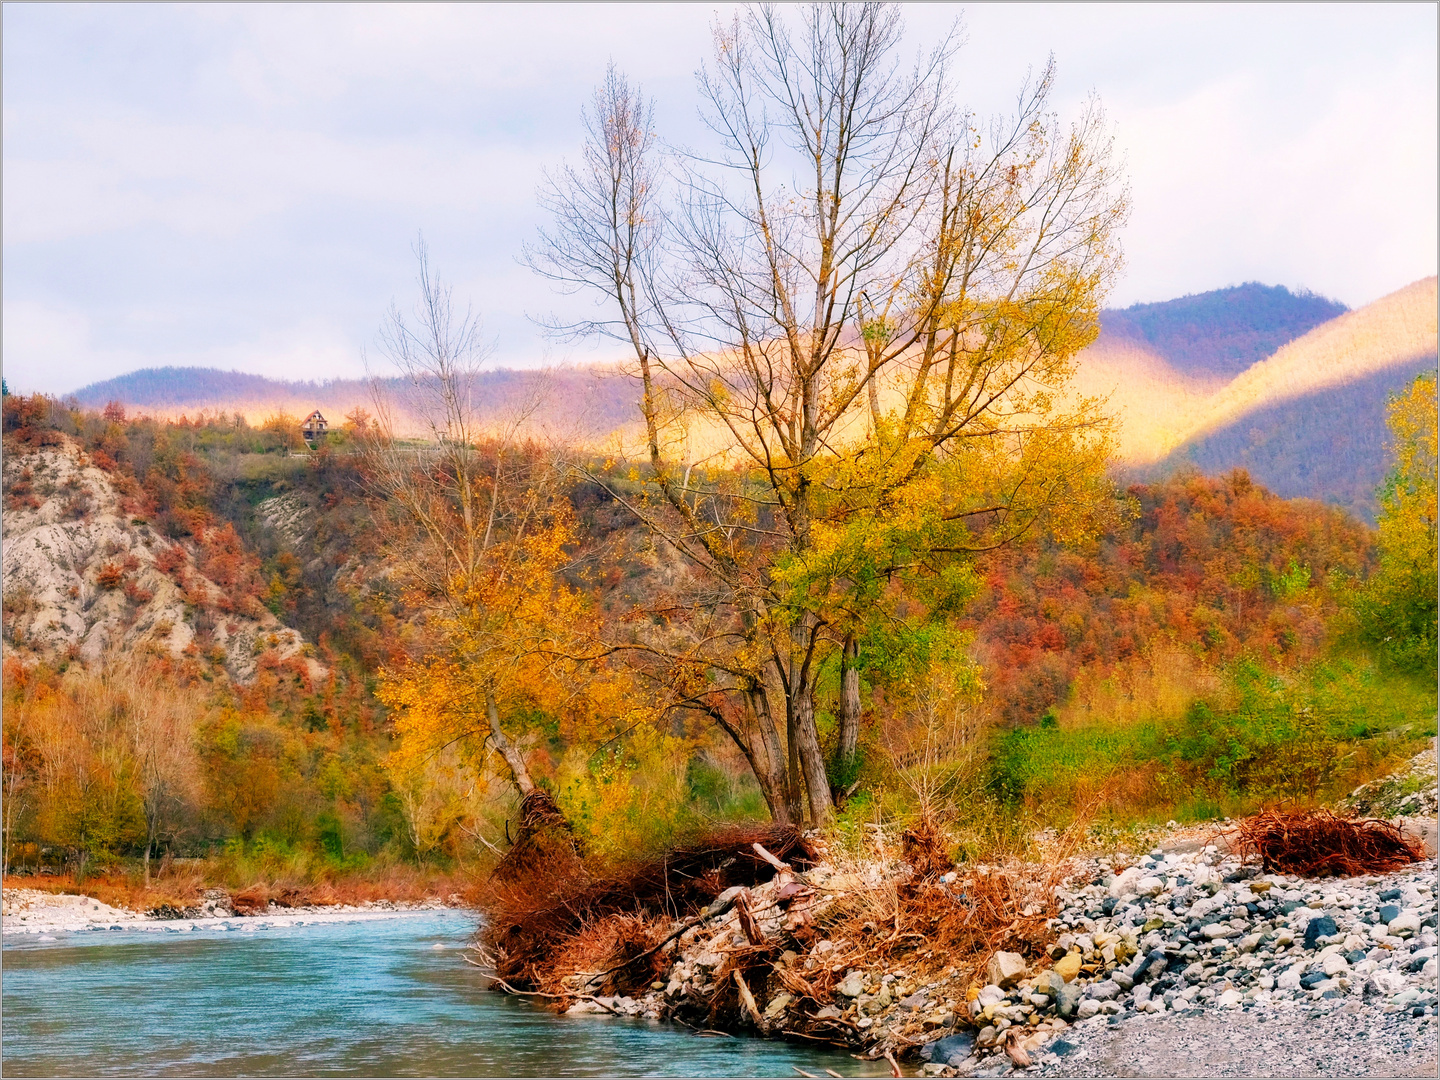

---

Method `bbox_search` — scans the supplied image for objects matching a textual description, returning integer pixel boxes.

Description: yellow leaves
[554,722,692,859]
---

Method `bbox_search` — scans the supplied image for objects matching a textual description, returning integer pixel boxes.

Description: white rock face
[2,439,320,683]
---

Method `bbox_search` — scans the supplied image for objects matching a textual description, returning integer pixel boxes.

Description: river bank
[1,884,466,936]
[482,814,1439,1077]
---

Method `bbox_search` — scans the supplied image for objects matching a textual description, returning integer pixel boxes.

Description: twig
[734,969,763,1028]
[477,967,620,1015]
[792,1069,818,1078]
[825,1070,844,1078]
[884,1049,902,1077]
[752,841,818,887]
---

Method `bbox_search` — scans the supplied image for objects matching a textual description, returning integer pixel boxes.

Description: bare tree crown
[528,1,1129,827]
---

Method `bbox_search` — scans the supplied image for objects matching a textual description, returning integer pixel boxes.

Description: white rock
[1321,954,1350,976]
[1136,876,1164,898]
[1388,911,1422,936]
[1365,971,1408,997]
[1075,998,1101,1019]
[1217,989,1243,1007]
[1277,966,1304,991]
[987,951,1027,988]
[1108,869,1142,900]
[1202,924,1236,939]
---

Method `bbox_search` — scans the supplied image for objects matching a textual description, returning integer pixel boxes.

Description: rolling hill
[70,365,639,444]
[67,277,1439,522]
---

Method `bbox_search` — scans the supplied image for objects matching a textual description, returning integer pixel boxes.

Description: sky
[3,2,1436,395]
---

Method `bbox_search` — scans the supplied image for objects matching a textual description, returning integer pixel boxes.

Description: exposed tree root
[1235,807,1425,876]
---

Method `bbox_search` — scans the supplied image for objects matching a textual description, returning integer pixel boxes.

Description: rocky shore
[532,821,1439,1078]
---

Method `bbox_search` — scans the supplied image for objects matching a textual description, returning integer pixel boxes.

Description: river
[1,910,890,1076]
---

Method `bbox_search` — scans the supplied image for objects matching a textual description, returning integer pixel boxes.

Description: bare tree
[365,239,577,805]
[529,3,1127,826]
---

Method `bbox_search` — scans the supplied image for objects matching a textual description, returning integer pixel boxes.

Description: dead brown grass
[539,912,671,997]
[477,822,813,990]
[1235,808,1426,877]
[816,862,1059,998]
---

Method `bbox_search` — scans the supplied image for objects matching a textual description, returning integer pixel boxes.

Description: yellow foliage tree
[369,241,651,828]
[1356,372,1438,675]
[529,7,1127,825]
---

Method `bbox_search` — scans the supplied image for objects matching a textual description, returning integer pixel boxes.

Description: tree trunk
[740,684,792,826]
[790,679,833,827]
[787,612,833,827]
[785,712,804,826]
[836,634,861,774]
[486,691,535,797]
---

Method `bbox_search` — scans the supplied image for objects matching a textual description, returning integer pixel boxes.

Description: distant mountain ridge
[72,365,640,443]
[1103,282,1348,382]
[67,277,1440,522]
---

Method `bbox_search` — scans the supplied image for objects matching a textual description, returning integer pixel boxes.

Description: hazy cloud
[3,2,1435,394]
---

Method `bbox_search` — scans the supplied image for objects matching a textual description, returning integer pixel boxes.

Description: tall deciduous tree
[367,242,628,819]
[529,3,1128,825]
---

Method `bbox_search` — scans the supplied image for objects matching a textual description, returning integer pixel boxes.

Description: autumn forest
[2,5,1436,913]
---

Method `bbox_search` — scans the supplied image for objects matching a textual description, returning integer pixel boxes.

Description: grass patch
[989,653,1435,828]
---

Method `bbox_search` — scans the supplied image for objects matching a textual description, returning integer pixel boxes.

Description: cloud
[2,3,1435,395]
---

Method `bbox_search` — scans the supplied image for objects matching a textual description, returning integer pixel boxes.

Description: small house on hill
[301,410,328,447]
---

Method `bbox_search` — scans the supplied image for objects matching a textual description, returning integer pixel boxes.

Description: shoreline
[2,886,472,937]
[489,816,1438,1077]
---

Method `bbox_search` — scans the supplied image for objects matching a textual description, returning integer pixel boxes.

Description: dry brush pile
[473,815,1064,1059]
[1234,808,1426,878]
[472,802,1431,1065]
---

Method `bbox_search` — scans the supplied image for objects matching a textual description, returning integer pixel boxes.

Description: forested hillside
[1101,282,1347,382]
[4,384,1434,890]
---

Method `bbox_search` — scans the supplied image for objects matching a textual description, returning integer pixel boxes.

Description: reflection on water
[1,911,889,1077]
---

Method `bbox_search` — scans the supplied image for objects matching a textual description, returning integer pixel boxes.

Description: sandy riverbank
[2,887,469,936]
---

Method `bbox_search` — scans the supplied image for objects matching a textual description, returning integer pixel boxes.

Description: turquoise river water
[1,910,891,1076]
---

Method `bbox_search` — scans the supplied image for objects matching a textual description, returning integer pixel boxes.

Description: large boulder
[921,1033,976,1066]
[986,951,1027,988]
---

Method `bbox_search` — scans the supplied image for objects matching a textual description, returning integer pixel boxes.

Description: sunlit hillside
[1073,277,1438,468]
[70,278,1438,519]
[1175,276,1438,447]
